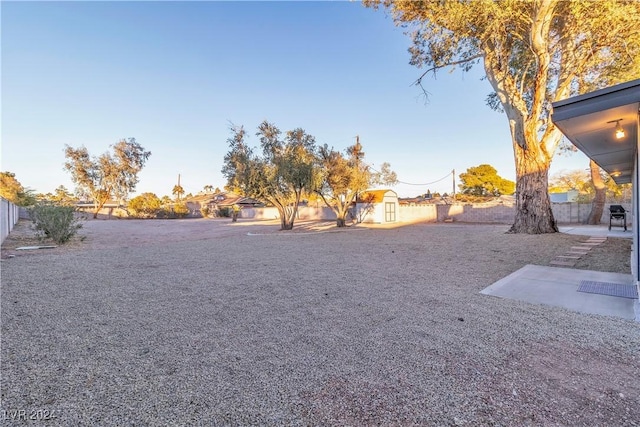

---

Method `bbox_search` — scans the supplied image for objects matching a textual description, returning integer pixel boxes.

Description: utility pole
[452,169,456,197]
[177,174,181,202]
[353,135,363,223]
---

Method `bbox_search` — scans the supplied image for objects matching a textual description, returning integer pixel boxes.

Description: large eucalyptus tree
[365,0,640,233]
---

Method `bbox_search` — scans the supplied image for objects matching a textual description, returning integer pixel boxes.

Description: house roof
[358,189,398,203]
[185,191,263,207]
[551,79,640,185]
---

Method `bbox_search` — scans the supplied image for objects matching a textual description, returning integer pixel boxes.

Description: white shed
[356,189,399,224]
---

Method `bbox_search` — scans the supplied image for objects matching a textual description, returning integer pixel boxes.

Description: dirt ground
[2,218,631,275]
[1,217,637,426]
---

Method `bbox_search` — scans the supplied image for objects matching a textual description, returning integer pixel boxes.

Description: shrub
[128,192,162,218]
[172,203,189,218]
[28,203,83,244]
[217,207,231,217]
[200,205,210,218]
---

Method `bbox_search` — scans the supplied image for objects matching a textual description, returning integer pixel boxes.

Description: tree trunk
[92,198,108,219]
[509,136,558,234]
[586,159,605,225]
[279,204,297,230]
[336,217,346,227]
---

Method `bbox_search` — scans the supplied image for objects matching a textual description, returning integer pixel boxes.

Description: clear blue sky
[1,1,588,199]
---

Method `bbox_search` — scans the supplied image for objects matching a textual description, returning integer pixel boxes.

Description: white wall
[1,198,21,244]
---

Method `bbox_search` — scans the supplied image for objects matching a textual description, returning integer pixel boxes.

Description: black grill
[609,205,627,231]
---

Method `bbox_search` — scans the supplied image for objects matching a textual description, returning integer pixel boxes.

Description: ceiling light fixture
[608,119,625,139]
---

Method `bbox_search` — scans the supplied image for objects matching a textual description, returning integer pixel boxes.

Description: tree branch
[412,54,484,99]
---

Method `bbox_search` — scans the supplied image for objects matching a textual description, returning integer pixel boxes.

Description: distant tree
[365,0,640,233]
[551,164,629,221]
[314,143,398,227]
[222,121,320,230]
[314,143,370,227]
[371,162,399,187]
[172,185,185,201]
[203,184,214,192]
[64,138,151,218]
[459,164,515,197]
[50,185,77,205]
[556,142,610,225]
[0,171,35,206]
[549,169,590,195]
[586,160,606,225]
[128,192,162,218]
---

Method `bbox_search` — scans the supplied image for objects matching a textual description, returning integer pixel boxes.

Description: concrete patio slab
[481,265,639,321]
[559,225,632,239]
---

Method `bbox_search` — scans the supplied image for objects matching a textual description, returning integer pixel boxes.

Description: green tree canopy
[37,185,78,206]
[365,0,640,233]
[314,142,371,227]
[222,121,321,230]
[550,167,631,203]
[172,185,185,201]
[459,164,515,197]
[0,171,35,206]
[315,142,398,227]
[128,192,162,218]
[64,138,151,218]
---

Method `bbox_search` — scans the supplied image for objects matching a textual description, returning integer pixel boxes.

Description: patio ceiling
[551,79,640,185]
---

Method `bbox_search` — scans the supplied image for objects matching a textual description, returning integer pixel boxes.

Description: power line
[367,165,454,186]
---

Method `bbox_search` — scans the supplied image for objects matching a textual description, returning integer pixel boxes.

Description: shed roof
[358,189,397,203]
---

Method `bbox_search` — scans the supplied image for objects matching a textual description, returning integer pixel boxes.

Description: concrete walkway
[558,224,632,239]
[482,225,639,321]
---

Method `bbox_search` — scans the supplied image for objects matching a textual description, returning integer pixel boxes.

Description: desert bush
[28,203,83,244]
[128,192,162,218]
[217,207,231,217]
[172,203,189,218]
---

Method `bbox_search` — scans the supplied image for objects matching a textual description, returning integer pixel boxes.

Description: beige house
[185,191,263,217]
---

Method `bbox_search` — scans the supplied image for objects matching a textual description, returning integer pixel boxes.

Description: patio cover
[551,79,640,284]
[551,79,639,184]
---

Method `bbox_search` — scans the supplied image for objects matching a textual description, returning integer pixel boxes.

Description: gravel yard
[1,218,638,426]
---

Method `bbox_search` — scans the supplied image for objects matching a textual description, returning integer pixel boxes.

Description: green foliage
[172,202,189,218]
[315,142,371,226]
[217,206,231,217]
[200,205,210,218]
[459,164,515,196]
[222,121,320,230]
[1,171,36,206]
[128,192,162,218]
[172,184,185,201]
[371,162,398,187]
[39,185,78,206]
[550,168,632,202]
[28,203,83,244]
[64,138,151,218]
